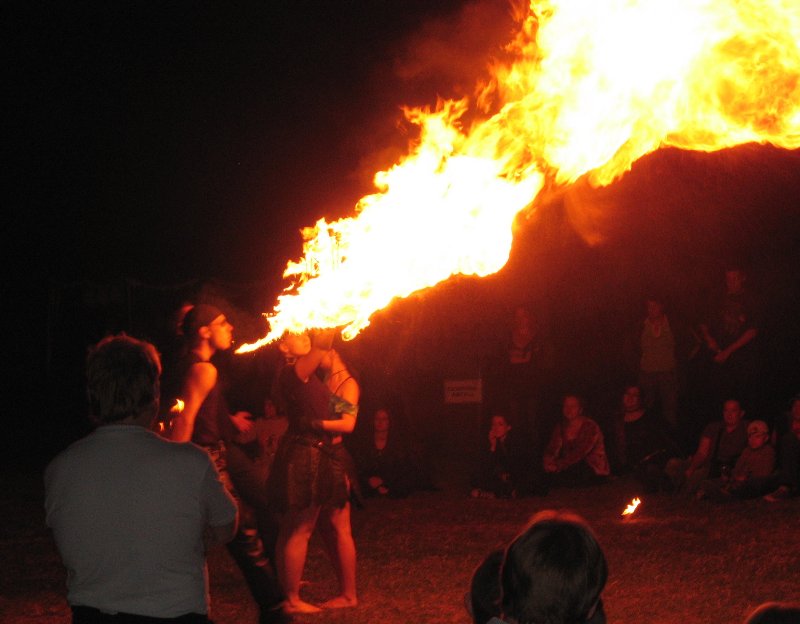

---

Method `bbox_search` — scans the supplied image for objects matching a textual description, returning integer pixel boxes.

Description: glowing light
[238,0,800,352]
[622,497,642,516]
[170,399,185,414]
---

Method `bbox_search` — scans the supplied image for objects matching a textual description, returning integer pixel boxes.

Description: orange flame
[170,399,185,414]
[622,497,642,516]
[237,0,800,352]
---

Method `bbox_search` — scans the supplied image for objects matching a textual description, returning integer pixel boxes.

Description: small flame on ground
[621,497,642,516]
[170,399,185,414]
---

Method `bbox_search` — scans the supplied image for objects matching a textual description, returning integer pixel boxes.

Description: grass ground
[2,466,798,624]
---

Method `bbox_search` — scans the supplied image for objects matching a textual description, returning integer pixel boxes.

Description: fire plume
[237,0,800,352]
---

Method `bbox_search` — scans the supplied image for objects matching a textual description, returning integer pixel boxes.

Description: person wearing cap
[170,304,288,624]
[45,335,237,622]
[696,419,776,501]
[764,396,800,501]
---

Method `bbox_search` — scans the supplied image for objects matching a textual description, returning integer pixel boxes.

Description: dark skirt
[268,434,352,512]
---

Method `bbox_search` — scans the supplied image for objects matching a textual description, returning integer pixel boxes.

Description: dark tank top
[179,353,236,447]
[278,364,330,440]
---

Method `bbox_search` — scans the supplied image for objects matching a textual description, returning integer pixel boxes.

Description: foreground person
[271,331,359,613]
[496,510,608,624]
[45,335,237,623]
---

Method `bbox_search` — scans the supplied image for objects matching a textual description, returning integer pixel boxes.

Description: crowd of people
[41,263,799,622]
[468,265,799,504]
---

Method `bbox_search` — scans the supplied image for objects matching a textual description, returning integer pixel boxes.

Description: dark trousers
[205,446,284,616]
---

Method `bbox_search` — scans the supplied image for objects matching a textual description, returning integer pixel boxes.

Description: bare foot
[321,595,358,609]
[282,599,322,614]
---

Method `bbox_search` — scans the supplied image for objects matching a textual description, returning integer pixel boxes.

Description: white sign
[444,379,482,404]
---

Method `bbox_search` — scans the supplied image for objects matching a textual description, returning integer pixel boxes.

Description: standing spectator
[45,335,237,622]
[542,395,610,490]
[637,296,680,429]
[491,306,553,457]
[169,304,286,624]
[664,398,749,495]
[699,265,761,415]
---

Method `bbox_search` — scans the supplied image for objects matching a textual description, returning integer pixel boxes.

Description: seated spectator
[696,419,776,501]
[499,510,608,624]
[471,413,525,499]
[44,335,237,623]
[664,398,749,495]
[542,395,610,490]
[352,407,424,499]
[764,398,800,502]
[612,384,682,492]
[744,602,800,624]
[465,549,503,624]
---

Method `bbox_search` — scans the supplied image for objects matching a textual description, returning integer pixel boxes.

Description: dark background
[7,1,800,469]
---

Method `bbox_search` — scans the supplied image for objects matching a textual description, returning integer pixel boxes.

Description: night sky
[9,1,800,464]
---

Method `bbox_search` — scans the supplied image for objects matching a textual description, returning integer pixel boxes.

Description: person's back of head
[467,549,504,624]
[501,510,607,624]
[745,602,800,624]
[86,334,161,425]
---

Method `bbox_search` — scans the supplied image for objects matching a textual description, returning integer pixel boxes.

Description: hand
[368,476,384,489]
[713,349,730,364]
[230,411,254,435]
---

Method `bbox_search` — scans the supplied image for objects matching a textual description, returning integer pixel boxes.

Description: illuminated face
[373,409,390,433]
[722,400,744,428]
[646,299,664,320]
[490,415,511,439]
[562,396,582,421]
[790,401,800,438]
[622,386,642,411]
[747,428,769,450]
[207,315,234,351]
[280,332,311,357]
[725,269,745,294]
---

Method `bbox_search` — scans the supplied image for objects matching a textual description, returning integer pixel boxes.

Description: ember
[170,399,185,414]
[622,497,642,517]
[238,0,800,353]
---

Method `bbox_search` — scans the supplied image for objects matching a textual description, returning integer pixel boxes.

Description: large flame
[238,0,800,352]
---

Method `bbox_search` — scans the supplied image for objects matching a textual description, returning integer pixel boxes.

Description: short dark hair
[745,602,800,624]
[501,510,607,624]
[86,334,161,424]
[469,549,504,624]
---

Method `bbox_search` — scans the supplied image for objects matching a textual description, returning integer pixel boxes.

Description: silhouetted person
[499,510,608,624]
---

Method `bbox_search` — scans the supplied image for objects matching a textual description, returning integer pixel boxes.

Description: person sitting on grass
[542,395,610,490]
[471,413,525,499]
[497,510,608,624]
[664,398,749,496]
[764,397,800,502]
[696,419,775,501]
